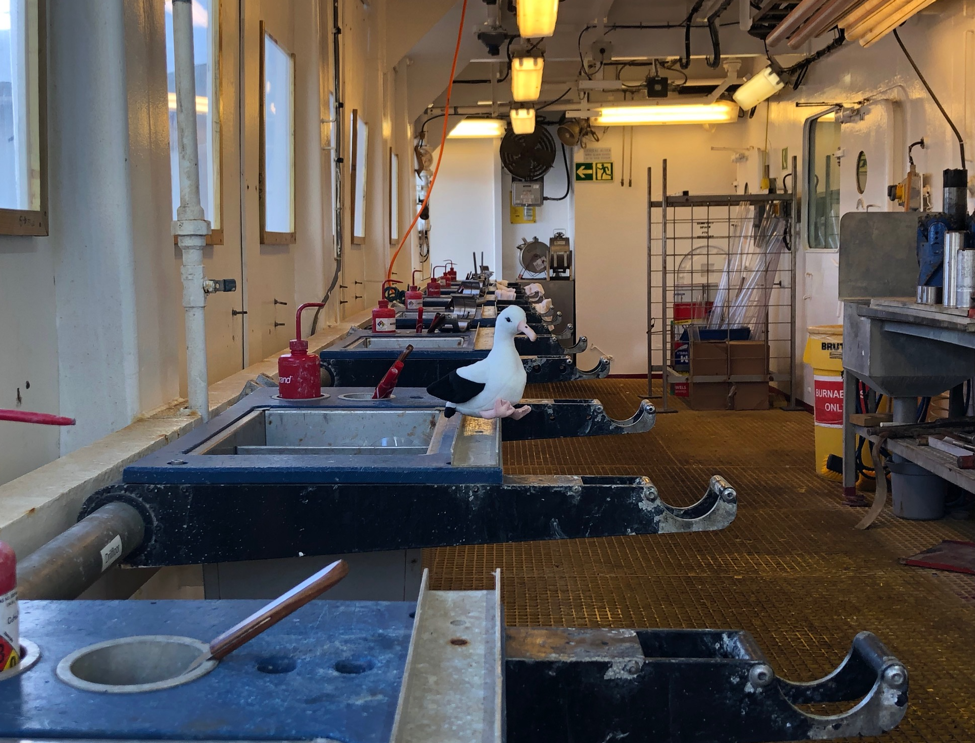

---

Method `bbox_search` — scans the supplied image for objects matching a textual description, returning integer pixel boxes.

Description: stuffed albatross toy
[426,305,537,420]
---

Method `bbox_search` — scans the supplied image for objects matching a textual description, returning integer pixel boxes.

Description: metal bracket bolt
[884,665,907,688]
[749,664,774,688]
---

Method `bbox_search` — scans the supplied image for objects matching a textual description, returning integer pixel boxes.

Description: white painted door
[839,99,903,215]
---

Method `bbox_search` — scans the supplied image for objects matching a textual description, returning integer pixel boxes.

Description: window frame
[0,0,48,237]
[350,108,368,245]
[166,0,223,245]
[802,106,842,252]
[259,22,296,245]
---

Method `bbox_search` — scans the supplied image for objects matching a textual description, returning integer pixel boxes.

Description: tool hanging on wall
[621,127,626,187]
[628,126,634,188]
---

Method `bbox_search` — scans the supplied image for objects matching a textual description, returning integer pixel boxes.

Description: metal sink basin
[193,408,440,457]
[348,335,467,350]
[122,388,501,485]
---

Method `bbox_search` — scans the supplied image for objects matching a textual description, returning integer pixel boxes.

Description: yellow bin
[803,325,845,481]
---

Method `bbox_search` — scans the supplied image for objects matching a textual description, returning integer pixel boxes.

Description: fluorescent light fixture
[517,0,558,38]
[733,67,785,110]
[448,119,507,138]
[510,107,536,135]
[511,56,544,102]
[589,101,739,126]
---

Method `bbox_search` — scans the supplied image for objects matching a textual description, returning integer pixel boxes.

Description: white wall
[739,2,975,404]
[0,0,419,486]
[574,124,743,374]
[427,137,502,276]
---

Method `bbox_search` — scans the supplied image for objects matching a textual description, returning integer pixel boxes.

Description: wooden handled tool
[184,559,349,674]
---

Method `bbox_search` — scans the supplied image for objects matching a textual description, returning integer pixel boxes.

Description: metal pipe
[331,0,344,263]
[955,249,975,309]
[766,0,830,47]
[892,397,916,424]
[790,155,799,410]
[787,0,860,48]
[17,502,146,600]
[422,102,579,116]
[943,231,964,309]
[660,159,673,412]
[172,0,211,422]
[646,166,653,399]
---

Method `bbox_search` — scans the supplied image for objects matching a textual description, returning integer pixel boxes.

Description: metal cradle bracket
[523,355,612,381]
[502,399,655,440]
[80,474,737,567]
[505,627,907,743]
[560,334,588,354]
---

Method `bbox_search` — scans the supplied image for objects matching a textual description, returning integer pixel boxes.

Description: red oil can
[278,302,326,399]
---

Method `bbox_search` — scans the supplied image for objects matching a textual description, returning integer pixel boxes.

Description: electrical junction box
[646,75,668,98]
[512,181,543,207]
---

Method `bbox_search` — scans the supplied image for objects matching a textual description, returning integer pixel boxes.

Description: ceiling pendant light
[732,67,785,111]
[510,106,536,135]
[511,55,544,102]
[517,0,559,38]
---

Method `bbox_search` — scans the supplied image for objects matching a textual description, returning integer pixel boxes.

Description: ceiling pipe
[765,0,832,47]
[787,0,861,47]
[837,0,890,35]
[172,0,212,422]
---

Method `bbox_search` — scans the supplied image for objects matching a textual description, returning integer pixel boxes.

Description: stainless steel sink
[192,408,441,457]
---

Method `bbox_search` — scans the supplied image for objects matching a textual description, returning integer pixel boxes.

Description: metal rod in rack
[646,166,653,400]
[658,159,677,413]
[785,154,802,411]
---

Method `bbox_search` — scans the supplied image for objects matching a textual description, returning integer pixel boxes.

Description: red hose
[385,0,469,283]
[0,410,76,426]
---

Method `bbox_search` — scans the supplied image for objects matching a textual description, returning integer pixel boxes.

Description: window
[260,24,295,243]
[350,109,368,244]
[804,109,841,250]
[389,149,399,244]
[164,0,221,241]
[0,0,46,235]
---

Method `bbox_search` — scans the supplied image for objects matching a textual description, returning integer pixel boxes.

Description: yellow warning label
[509,193,536,224]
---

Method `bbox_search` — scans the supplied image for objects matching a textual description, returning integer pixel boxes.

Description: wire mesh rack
[645,159,799,413]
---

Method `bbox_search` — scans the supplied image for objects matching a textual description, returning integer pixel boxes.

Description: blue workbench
[2,600,413,741]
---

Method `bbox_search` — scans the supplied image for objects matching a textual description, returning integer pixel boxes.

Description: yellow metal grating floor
[424,379,975,742]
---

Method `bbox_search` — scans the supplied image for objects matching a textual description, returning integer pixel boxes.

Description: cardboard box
[687,333,769,411]
[729,341,769,377]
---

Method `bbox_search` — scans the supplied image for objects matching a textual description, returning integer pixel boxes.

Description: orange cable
[385,0,469,284]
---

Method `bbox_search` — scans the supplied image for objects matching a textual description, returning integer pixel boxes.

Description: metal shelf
[854,425,975,495]
[650,193,786,207]
[645,158,800,413]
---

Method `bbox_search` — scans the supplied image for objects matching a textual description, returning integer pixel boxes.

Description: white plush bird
[426,305,537,419]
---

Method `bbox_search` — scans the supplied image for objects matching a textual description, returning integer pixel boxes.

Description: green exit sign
[575,162,614,182]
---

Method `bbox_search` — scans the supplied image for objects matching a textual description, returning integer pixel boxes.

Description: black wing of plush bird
[426,371,485,417]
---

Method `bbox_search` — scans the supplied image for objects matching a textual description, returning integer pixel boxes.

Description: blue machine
[2,587,909,742]
[321,328,606,387]
[916,168,974,299]
[1,600,412,741]
[78,387,730,568]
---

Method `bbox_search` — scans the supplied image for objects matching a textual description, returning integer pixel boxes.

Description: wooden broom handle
[207,559,350,661]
